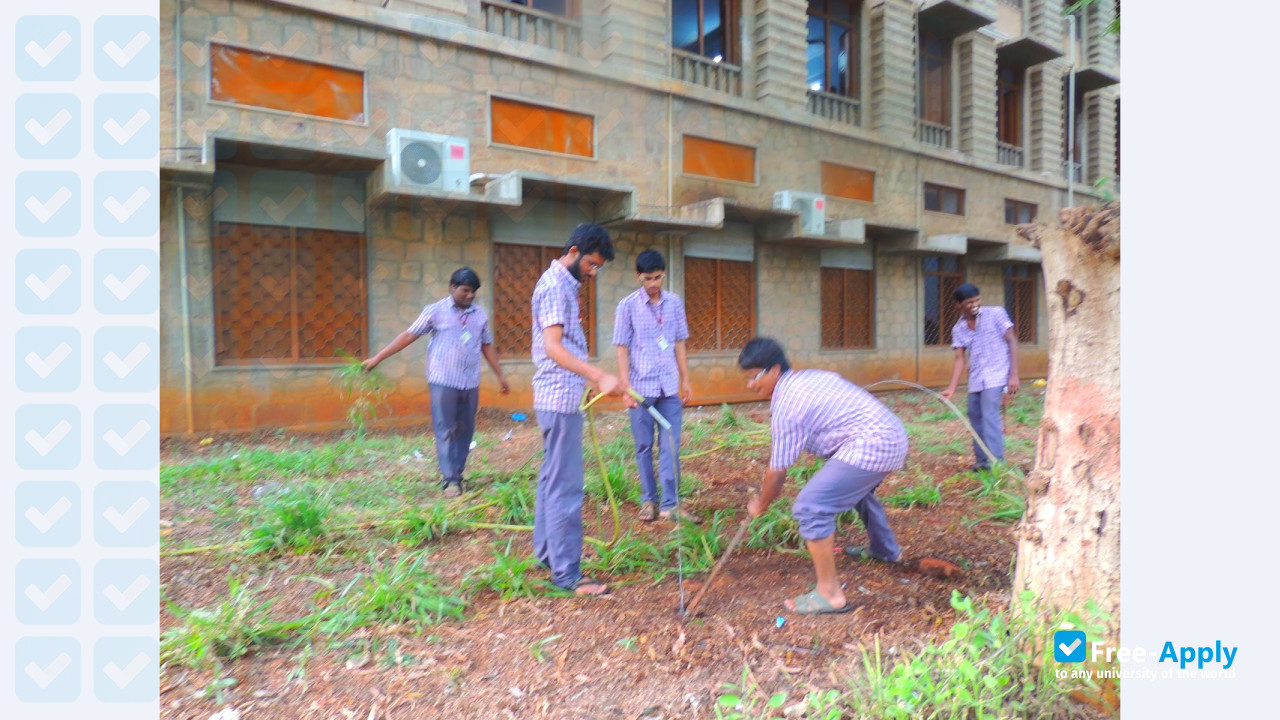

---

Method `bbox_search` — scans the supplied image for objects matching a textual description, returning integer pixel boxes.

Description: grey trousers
[429,384,479,484]
[533,409,585,589]
[967,387,1005,468]
[792,459,900,561]
[627,395,683,511]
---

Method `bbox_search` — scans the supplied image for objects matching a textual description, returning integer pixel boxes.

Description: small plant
[161,577,306,672]
[785,457,823,485]
[585,461,640,506]
[664,508,736,576]
[616,636,638,651]
[585,531,666,576]
[464,542,560,600]
[490,475,537,525]
[246,488,331,555]
[884,478,942,509]
[745,501,802,551]
[1007,391,1045,427]
[529,633,563,663]
[332,353,394,439]
[316,553,466,635]
[713,666,789,720]
[398,501,470,545]
[714,403,745,429]
[964,465,1027,527]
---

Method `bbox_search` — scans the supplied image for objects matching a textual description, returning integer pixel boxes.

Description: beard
[567,258,584,281]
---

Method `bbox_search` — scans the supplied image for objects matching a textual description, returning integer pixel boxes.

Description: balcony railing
[916,119,951,148]
[481,0,581,54]
[997,0,1023,7]
[806,90,861,127]
[997,141,1024,168]
[671,49,742,96]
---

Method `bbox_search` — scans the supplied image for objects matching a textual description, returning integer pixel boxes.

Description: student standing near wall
[363,267,510,497]
[940,283,1020,471]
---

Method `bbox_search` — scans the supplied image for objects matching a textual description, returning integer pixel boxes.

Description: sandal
[787,590,852,615]
[569,576,609,597]
[659,505,703,524]
[843,545,902,564]
[638,501,658,522]
[442,479,463,498]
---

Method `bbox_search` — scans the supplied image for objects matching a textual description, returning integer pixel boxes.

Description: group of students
[363,223,1021,614]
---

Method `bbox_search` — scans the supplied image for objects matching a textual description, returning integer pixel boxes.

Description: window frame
[683,256,756,353]
[922,255,964,347]
[923,182,965,215]
[672,0,741,65]
[806,0,862,99]
[1004,264,1038,344]
[1004,199,1038,225]
[820,265,875,350]
[500,0,577,18]
[997,63,1023,147]
[918,28,951,127]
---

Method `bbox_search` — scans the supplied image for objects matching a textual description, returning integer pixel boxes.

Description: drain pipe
[177,186,196,435]
[1066,13,1077,208]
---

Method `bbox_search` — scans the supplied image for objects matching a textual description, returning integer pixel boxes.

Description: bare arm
[747,467,789,517]
[363,330,418,371]
[615,344,637,408]
[480,343,510,394]
[544,325,622,396]
[940,348,967,401]
[1004,327,1021,394]
[675,340,693,403]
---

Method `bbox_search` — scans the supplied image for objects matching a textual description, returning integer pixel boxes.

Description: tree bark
[1013,203,1121,641]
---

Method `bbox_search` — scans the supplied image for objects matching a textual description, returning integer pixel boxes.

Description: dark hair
[565,223,616,262]
[738,337,791,373]
[450,267,481,290]
[635,249,666,274]
[954,283,980,302]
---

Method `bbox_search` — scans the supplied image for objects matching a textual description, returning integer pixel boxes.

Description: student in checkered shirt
[939,283,1021,471]
[362,267,510,497]
[739,337,908,615]
[530,224,626,597]
[613,250,700,525]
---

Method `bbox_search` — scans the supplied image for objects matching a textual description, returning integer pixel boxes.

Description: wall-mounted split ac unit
[773,190,826,236]
[386,129,470,193]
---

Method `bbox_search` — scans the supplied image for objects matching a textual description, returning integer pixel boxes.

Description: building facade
[158,0,1120,434]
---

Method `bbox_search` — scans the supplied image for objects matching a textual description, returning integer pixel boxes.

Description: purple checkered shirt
[950,305,1015,392]
[531,260,588,414]
[407,296,493,390]
[768,369,908,473]
[612,288,689,398]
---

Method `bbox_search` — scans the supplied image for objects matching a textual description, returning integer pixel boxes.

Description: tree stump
[1014,203,1121,641]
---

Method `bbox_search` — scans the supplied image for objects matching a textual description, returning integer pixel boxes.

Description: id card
[460,330,473,344]
[656,335,670,351]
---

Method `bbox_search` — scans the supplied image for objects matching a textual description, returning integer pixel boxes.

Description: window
[997,63,1022,146]
[806,1,861,97]
[821,267,874,349]
[491,97,594,158]
[212,222,367,364]
[821,162,874,202]
[492,243,596,357]
[672,0,739,64]
[682,135,756,183]
[918,30,950,127]
[210,44,365,122]
[1005,199,1037,224]
[1004,264,1038,343]
[924,182,965,215]
[684,257,755,352]
[503,0,571,15]
[922,255,963,346]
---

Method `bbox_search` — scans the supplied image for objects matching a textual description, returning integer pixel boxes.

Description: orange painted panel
[210,44,365,122]
[821,162,875,202]
[490,97,594,157]
[682,135,756,183]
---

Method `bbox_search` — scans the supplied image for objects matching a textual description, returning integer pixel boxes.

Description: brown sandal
[638,501,658,522]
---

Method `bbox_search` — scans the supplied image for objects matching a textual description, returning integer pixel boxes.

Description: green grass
[585,531,666,576]
[786,457,823,484]
[396,501,471,545]
[884,478,943,509]
[664,508,737,576]
[245,488,332,555]
[585,461,642,505]
[490,475,537,525]
[316,553,466,635]
[961,465,1028,528]
[745,500,802,550]
[161,577,307,671]
[464,542,563,600]
[1007,391,1045,427]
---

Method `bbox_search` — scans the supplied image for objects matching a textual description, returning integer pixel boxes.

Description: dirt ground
[159,392,1041,720]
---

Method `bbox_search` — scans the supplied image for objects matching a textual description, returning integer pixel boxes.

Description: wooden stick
[683,516,751,617]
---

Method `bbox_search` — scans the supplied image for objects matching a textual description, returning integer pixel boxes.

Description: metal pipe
[176,186,196,435]
[1066,13,1077,208]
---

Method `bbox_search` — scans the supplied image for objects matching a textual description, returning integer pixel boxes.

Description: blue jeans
[627,395,683,511]
[792,459,900,560]
[533,410,585,589]
[429,384,479,484]
[968,387,1005,467]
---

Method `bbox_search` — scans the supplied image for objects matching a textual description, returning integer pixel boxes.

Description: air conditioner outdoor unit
[386,129,470,193]
[773,190,826,236]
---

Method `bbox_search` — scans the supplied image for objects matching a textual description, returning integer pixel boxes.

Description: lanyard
[646,296,664,326]
[455,305,471,328]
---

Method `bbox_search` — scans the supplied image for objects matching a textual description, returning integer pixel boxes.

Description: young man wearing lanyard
[939,283,1020,471]
[531,224,626,597]
[363,267,510,497]
[613,249,700,523]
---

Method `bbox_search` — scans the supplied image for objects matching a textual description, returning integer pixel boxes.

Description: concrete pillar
[1085,88,1117,183]
[1027,0,1066,51]
[1027,61,1064,173]
[752,0,808,107]
[869,0,916,142]
[595,0,668,79]
[957,30,997,164]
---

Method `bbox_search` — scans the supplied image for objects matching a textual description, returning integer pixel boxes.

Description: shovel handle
[683,516,751,617]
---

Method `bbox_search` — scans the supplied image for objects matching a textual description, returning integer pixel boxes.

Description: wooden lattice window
[212,222,367,364]
[820,267,874,349]
[918,29,950,126]
[922,255,963,346]
[1004,264,1038,344]
[492,243,596,357]
[684,257,755,352]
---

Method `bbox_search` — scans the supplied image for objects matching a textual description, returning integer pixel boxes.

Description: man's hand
[594,372,624,397]
[1006,375,1020,395]
[939,386,956,401]
[747,494,768,518]
[361,358,379,373]
[681,379,694,403]
[622,393,639,409]
[499,377,511,394]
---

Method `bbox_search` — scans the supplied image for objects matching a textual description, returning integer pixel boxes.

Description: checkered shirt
[407,296,493,390]
[531,260,589,414]
[612,288,689,398]
[950,305,1015,392]
[768,369,908,473]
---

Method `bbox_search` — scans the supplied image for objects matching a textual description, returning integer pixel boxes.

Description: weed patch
[316,553,466,635]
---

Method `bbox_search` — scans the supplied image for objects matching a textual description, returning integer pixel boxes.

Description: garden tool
[682,514,751,618]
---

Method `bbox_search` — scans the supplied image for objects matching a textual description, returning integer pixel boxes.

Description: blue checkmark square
[95,481,158,547]
[16,249,81,315]
[95,171,158,237]
[94,326,159,392]
[16,171,80,237]
[15,636,81,702]
[94,559,159,625]
[94,93,158,159]
[94,16,159,81]
[16,559,81,626]
[17,482,81,547]
[16,94,80,159]
[94,248,158,315]
[249,169,318,228]
[94,404,159,470]
[16,326,81,392]
[94,636,158,702]
[1054,629,1087,663]
[16,405,81,471]
[15,16,81,82]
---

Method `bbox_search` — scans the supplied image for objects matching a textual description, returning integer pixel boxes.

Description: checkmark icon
[26,652,72,689]
[1058,638,1081,655]
[103,497,149,532]
[103,187,151,222]
[103,31,150,67]
[26,186,73,223]
[26,341,74,379]
[103,575,150,610]
[26,419,73,456]
[25,31,73,67]
[261,187,308,222]
[25,264,74,301]
[104,420,150,456]
[26,109,73,145]
[103,652,150,688]
[103,265,150,300]
[1053,629,1087,662]
[103,342,150,378]
[27,496,73,533]
[103,109,150,144]
[25,574,74,611]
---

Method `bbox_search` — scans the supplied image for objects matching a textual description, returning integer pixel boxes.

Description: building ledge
[1075,66,1121,95]
[998,36,1063,67]
[918,0,997,37]
[880,232,967,255]
[969,242,1042,264]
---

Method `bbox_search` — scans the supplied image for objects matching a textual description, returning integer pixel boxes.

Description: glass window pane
[942,191,959,214]
[673,0,700,54]
[925,185,939,211]
[704,0,725,60]
[1005,200,1016,224]
[807,15,826,91]
[832,26,850,94]
[534,0,568,14]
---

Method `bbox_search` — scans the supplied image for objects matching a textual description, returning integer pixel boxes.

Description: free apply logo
[1052,629,1239,679]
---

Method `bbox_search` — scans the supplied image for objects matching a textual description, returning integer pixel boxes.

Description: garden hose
[864,380,999,468]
